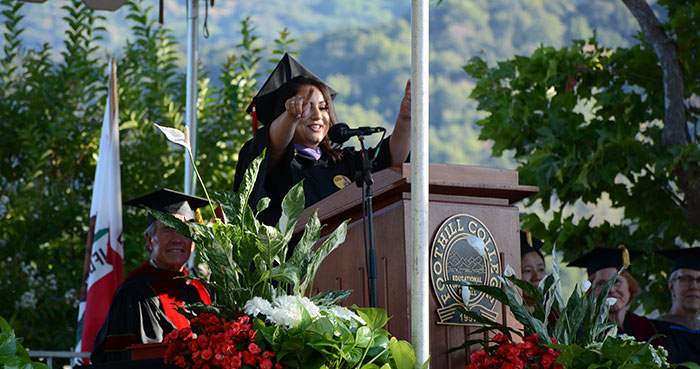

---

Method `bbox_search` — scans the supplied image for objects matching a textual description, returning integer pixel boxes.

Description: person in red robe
[569,247,663,346]
[91,189,212,363]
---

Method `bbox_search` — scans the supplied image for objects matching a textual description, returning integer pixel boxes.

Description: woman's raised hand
[285,87,314,120]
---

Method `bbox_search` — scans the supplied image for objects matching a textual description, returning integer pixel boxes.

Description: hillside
[12,0,642,167]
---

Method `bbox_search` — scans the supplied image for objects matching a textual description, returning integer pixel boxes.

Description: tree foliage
[465,0,700,313]
[0,0,294,351]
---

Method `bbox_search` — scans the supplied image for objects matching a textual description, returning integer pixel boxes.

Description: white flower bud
[605,297,617,306]
[461,286,471,307]
[504,264,516,277]
[466,234,486,257]
[580,280,591,293]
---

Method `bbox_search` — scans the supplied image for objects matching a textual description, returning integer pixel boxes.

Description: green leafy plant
[0,315,50,369]
[447,250,691,369]
[153,124,422,369]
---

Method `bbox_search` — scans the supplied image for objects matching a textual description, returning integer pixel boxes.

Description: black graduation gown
[233,124,394,225]
[90,262,211,363]
[652,319,700,365]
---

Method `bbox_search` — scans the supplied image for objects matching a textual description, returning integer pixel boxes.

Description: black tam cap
[520,230,544,258]
[125,189,209,227]
[246,53,337,126]
[568,247,643,276]
[657,248,700,273]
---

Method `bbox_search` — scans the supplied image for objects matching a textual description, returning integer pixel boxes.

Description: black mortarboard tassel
[246,53,337,129]
[125,188,209,227]
[568,246,643,276]
[520,230,545,258]
[657,247,700,273]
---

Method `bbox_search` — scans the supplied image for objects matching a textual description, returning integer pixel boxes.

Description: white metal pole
[184,0,199,195]
[411,0,430,366]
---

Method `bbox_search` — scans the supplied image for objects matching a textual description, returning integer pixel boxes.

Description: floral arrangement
[465,333,561,369]
[449,247,694,369]
[164,313,277,369]
[153,126,421,369]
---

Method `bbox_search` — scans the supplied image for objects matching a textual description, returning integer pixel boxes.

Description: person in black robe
[569,247,663,346]
[652,248,700,365]
[234,53,411,225]
[90,189,212,363]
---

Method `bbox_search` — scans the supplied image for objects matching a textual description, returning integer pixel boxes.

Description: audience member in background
[652,248,700,364]
[520,230,546,311]
[569,247,662,346]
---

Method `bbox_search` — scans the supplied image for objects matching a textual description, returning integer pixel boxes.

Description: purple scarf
[294,144,322,160]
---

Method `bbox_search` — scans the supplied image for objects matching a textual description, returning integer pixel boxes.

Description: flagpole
[184,0,199,196]
[411,0,430,366]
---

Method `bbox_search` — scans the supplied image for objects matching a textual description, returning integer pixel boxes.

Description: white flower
[466,234,486,257]
[503,264,516,277]
[605,297,617,306]
[650,345,669,367]
[322,305,365,324]
[296,296,321,317]
[244,297,273,317]
[461,286,471,307]
[255,295,322,328]
[579,280,591,293]
[155,124,191,151]
[16,290,38,309]
[63,289,79,306]
[47,274,58,291]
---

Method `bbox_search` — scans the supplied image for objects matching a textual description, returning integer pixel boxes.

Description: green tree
[0,0,294,352]
[465,0,700,313]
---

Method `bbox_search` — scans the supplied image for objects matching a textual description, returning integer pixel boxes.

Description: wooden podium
[293,163,537,369]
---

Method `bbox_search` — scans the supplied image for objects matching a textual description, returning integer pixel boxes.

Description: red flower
[248,343,261,355]
[260,358,273,369]
[201,348,213,361]
[242,351,257,365]
[230,356,242,369]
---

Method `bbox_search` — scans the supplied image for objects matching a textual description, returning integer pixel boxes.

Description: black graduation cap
[246,53,337,127]
[520,230,544,258]
[657,248,700,273]
[125,188,209,226]
[568,247,643,276]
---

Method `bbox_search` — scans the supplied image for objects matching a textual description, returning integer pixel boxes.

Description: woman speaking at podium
[233,54,411,225]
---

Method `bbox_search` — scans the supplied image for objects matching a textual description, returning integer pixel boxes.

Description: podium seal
[430,214,502,326]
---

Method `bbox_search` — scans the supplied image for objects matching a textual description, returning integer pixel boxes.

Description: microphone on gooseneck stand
[328,123,385,144]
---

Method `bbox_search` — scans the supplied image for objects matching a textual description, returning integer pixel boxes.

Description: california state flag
[75,59,123,364]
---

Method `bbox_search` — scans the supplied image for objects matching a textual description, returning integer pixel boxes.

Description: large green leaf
[353,307,388,332]
[389,340,417,369]
[277,180,305,241]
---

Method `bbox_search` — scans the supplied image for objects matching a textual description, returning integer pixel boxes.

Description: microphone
[328,123,385,144]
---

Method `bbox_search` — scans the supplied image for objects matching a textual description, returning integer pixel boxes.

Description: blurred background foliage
[2,0,695,353]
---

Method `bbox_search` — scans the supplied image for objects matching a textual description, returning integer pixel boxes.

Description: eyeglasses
[671,275,700,286]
